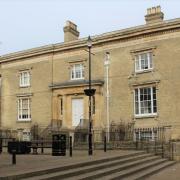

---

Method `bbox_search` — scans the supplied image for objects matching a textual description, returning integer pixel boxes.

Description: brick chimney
[63,21,79,42]
[145,6,164,24]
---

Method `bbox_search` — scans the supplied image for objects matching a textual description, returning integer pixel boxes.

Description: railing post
[146,139,149,153]
[140,138,143,150]
[136,140,138,150]
[12,150,16,165]
[0,138,2,154]
[161,140,164,158]
[154,137,157,155]
[169,140,171,160]
[33,142,38,154]
[171,141,174,161]
[41,138,44,154]
[104,136,107,152]
[69,136,72,157]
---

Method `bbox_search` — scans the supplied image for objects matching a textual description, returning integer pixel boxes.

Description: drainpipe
[104,52,110,142]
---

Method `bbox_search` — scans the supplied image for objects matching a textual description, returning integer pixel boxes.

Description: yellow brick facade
[0,7,180,140]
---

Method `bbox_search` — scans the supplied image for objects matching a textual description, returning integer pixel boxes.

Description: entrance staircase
[3,151,175,180]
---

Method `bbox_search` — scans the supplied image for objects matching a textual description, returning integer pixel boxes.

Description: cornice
[50,79,104,89]
[129,80,160,87]
[1,18,180,63]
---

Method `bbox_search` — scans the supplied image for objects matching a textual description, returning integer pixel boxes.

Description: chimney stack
[63,21,79,42]
[145,6,164,24]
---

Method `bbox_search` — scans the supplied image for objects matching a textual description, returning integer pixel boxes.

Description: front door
[72,98,84,127]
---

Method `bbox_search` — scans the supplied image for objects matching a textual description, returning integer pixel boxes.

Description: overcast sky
[0,0,180,55]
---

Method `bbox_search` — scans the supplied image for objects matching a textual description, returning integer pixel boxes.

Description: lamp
[84,35,96,155]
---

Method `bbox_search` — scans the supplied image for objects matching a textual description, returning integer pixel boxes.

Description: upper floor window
[18,98,31,121]
[71,64,84,80]
[135,52,153,72]
[134,86,157,117]
[19,71,30,87]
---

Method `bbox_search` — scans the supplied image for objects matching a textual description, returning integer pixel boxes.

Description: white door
[72,98,84,127]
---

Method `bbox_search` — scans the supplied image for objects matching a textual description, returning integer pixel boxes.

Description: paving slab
[0,149,137,177]
[146,162,180,180]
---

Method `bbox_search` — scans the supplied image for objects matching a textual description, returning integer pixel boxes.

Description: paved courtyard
[146,163,180,180]
[0,149,180,179]
[0,149,136,177]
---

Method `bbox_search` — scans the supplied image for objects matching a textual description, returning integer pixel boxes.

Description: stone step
[65,156,161,180]
[18,151,143,180]
[122,161,176,180]
[94,159,169,180]
[24,154,158,180]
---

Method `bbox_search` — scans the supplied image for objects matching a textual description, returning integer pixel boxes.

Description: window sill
[135,69,153,74]
[134,114,158,119]
[19,85,30,88]
[17,119,31,122]
[70,78,85,81]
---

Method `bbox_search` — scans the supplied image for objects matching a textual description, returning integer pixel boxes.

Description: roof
[0,18,180,63]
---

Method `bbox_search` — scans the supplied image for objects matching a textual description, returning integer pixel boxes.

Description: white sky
[0,0,180,55]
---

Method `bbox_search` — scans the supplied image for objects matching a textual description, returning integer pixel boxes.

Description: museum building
[0,6,180,141]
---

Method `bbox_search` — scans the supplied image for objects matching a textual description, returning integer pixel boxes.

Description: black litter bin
[8,141,31,154]
[52,134,66,156]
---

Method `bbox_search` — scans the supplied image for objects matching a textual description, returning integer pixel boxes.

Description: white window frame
[18,98,31,121]
[135,130,157,141]
[134,86,157,117]
[71,64,84,80]
[19,71,30,87]
[135,52,153,73]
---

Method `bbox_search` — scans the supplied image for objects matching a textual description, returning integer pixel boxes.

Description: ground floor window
[135,129,157,141]
[18,98,31,121]
[134,86,157,117]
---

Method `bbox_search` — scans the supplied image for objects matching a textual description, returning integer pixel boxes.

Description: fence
[0,123,176,160]
[135,138,175,160]
[72,121,134,149]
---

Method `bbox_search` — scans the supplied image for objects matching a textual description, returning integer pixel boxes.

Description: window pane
[140,131,152,140]
[135,52,153,72]
[135,87,157,115]
[71,64,84,79]
[20,71,30,86]
[153,87,157,113]
[144,54,149,69]
[149,53,153,68]
[18,98,31,120]
[135,56,140,71]
[135,102,139,114]
[71,71,74,79]
[135,89,139,114]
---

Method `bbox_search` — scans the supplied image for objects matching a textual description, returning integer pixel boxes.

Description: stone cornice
[1,18,180,63]
[49,79,104,89]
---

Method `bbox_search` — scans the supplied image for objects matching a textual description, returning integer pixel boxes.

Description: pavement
[0,149,137,177]
[146,162,180,180]
[0,148,180,179]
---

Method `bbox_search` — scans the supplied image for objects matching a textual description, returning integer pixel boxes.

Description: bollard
[69,136,72,157]
[12,150,16,165]
[0,139,2,154]
[41,138,44,154]
[104,136,107,152]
